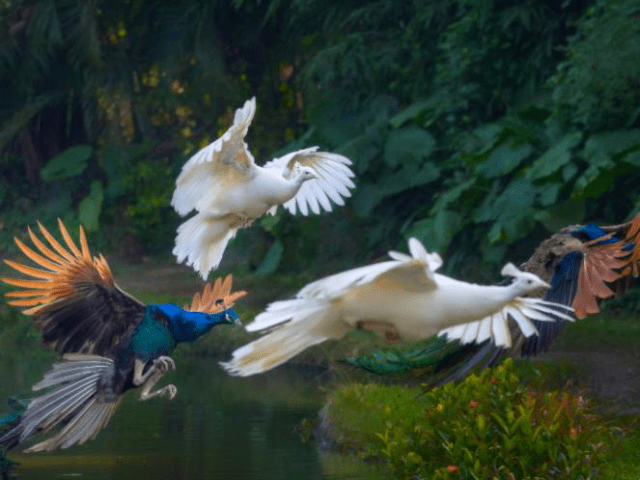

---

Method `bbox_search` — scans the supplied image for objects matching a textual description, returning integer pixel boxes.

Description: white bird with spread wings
[221,238,575,376]
[171,97,355,279]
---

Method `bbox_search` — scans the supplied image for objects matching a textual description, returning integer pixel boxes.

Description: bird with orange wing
[0,220,246,452]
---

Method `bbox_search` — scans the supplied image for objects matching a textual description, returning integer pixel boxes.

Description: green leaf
[255,240,284,276]
[405,210,463,253]
[621,148,640,167]
[389,98,436,128]
[475,140,533,178]
[78,180,104,231]
[583,129,640,159]
[537,183,561,207]
[260,212,281,234]
[41,145,93,182]
[383,126,436,167]
[526,131,582,180]
[572,159,616,199]
[534,200,585,232]
[352,162,440,217]
[478,179,537,243]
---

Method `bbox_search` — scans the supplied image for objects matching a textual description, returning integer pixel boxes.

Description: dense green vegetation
[1,1,639,476]
[322,359,632,480]
[0,0,638,279]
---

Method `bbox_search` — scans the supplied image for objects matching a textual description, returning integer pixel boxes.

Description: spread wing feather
[171,98,257,216]
[1,220,145,357]
[265,148,355,216]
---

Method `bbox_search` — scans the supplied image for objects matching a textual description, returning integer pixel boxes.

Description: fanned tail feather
[221,300,348,376]
[173,213,239,279]
[0,355,121,453]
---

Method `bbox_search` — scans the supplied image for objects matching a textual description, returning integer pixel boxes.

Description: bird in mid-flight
[171,97,355,278]
[0,220,246,452]
[221,237,573,376]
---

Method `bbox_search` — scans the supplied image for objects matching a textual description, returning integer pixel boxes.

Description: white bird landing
[171,97,355,278]
[220,238,575,376]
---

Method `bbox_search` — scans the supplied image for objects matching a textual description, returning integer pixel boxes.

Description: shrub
[325,358,620,479]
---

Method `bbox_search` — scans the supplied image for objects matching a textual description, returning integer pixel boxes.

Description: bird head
[223,308,242,326]
[500,263,550,293]
[296,167,317,184]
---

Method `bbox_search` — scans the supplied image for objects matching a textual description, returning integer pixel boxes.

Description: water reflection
[4,357,382,480]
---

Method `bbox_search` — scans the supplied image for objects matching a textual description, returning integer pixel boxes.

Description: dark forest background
[0,0,639,279]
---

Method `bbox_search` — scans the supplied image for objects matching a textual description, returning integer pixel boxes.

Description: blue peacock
[345,212,640,378]
[0,219,246,452]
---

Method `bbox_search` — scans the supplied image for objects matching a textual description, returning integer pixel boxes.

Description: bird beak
[540,280,551,289]
[233,316,243,326]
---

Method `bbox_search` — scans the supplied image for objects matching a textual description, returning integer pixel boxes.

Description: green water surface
[2,356,381,480]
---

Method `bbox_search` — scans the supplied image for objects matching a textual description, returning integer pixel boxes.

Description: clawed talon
[163,384,177,400]
[153,356,176,373]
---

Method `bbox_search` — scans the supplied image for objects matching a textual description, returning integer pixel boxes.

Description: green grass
[550,306,640,352]
[600,416,640,480]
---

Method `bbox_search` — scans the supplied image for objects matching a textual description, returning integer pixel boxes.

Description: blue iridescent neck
[153,304,238,343]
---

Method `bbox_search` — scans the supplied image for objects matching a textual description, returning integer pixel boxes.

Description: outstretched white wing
[264,147,355,216]
[171,97,257,216]
[245,238,440,332]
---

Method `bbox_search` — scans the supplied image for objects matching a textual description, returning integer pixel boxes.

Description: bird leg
[134,356,178,401]
[356,321,401,344]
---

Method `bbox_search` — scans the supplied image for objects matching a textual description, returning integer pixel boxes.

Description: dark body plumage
[0,220,246,452]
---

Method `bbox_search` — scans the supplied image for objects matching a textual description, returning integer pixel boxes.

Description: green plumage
[127,309,176,362]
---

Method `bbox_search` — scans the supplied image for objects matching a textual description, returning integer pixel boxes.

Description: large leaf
[526,131,582,180]
[477,179,538,243]
[41,145,93,182]
[78,181,104,232]
[572,157,616,200]
[255,240,284,276]
[405,209,463,253]
[383,126,436,167]
[583,129,640,159]
[352,162,440,217]
[389,98,438,128]
[534,199,585,232]
[475,139,533,178]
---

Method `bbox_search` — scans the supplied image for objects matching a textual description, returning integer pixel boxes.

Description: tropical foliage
[0,0,638,277]
[323,359,622,479]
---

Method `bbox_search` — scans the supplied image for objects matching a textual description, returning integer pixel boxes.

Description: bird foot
[139,383,177,401]
[153,355,176,373]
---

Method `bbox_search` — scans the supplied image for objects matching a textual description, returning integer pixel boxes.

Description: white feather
[171,97,356,278]
[222,238,575,376]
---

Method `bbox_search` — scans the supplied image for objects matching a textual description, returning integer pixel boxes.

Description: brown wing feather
[620,211,640,277]
[183,274,247,313]
[572,238,628,319]
[1,219,145,357]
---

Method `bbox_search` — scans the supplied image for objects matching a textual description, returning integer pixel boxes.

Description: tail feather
[173,213,239,279]
[0,355,122,453]
[222,304,349,376]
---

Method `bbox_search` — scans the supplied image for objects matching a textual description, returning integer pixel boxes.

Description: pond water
[3,356,383,480]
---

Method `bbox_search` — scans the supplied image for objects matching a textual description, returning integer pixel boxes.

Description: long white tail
[221,299,349,376]
[3,354,122,453]
[173,213,239,279]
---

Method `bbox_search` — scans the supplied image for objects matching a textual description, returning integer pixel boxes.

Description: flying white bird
[220,238,575,376]
[171,97,355,278]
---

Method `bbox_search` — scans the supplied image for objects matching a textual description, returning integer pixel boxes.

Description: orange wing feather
[2,219,115,315]
[183,274,247,313]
